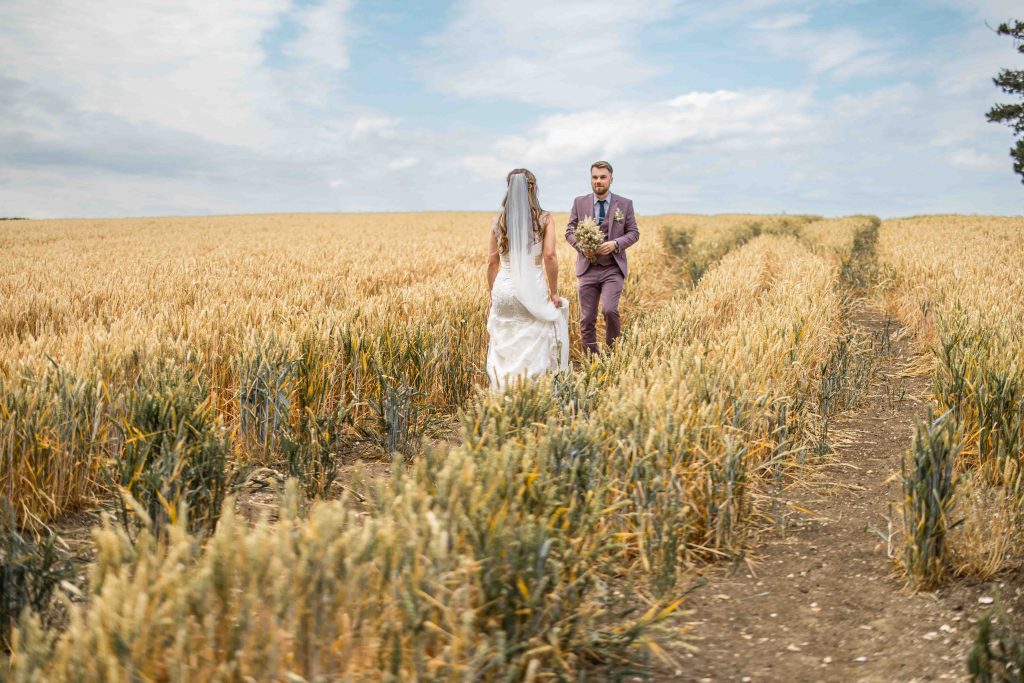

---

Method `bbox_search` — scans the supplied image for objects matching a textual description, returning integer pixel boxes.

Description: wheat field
[3,211,1023,679]
[878,216,1024,586]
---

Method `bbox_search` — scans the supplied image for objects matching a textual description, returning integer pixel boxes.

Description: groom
[565,161,640,354]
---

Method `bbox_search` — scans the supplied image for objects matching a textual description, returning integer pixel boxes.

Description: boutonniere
[614,207,624,222]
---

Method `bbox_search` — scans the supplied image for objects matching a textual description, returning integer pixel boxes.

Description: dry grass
[879,215,1024,585]
[0,211,804,527]
[950,472,1019,580]
[4,211,868,679]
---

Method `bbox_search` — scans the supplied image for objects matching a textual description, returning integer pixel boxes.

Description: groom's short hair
[591,161,613,175]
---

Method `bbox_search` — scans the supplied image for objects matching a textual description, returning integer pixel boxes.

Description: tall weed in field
[0,365,107,528]
[813,331,875,453]
[107,365,229,538]
[235,336,292,461]
[280,334,356,497]
[900,410,959,588]
[1,499,80,650]
[933,315,1024,487]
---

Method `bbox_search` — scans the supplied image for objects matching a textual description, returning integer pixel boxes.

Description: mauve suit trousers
[577,261,624,353]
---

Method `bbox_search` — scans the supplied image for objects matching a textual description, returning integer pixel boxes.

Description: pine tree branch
[987,104,1024,133]
[989,19,1024,182]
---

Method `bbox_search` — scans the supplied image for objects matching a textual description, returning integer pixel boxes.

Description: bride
[486,169,569,389]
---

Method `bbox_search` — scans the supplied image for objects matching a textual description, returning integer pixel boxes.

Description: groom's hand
[583,247,596,259]
[597,241,617,256]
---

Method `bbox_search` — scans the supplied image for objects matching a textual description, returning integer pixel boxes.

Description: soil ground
[648,305,1024,683]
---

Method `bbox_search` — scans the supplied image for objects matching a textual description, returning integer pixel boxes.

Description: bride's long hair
[496,168,544,254]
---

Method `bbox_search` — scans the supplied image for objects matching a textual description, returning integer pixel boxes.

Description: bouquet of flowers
[574,216,605,264]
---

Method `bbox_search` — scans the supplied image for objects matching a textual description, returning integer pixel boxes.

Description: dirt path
[656,306,1024,683]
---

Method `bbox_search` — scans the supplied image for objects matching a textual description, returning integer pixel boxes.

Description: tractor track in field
[647,304,1024,683]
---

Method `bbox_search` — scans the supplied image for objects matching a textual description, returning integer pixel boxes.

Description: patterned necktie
[597,200,606,222]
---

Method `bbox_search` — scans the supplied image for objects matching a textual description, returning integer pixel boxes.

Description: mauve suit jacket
[565,193,640,277]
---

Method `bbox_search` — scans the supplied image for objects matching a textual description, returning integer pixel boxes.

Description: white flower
[614,208,625,222]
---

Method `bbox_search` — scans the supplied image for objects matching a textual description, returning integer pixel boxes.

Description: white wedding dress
[486,206,570,391]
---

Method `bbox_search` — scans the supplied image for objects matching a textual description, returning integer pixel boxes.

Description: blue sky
[1,0,1021,218]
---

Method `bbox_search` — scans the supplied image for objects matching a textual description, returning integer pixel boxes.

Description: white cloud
[491,89,816,165]
[920,21,1019,151]
[282,0,353,71]
[754,25,899,80]
[684,0,811,26]
[751,13,811,30]
[0,162,326,218]
[0,1,287,147]
[930,0,1023,21]
[934,23,1021,96]
[458,155,513,180]
[422,0,681,106]
[2,2,1022,219]
[388,156,420,170]
[0,0,355,150]
[350,116,401,141]
[831,84,920,119]
[0,1,437,217]
[950,148,1004,168]
[274,0,356,109]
